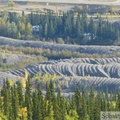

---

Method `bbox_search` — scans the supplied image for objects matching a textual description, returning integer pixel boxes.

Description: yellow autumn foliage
[9,79,14,86]
[51,74,56,81]
[25,70,29,80]
[46,100,49,110]
[74,12,78,17]
[2,53,5,59]
[22,81,26,88]
[20,107,27,115]
[21,77,26,88]
[0,112,7,120]
[45,100,53,110]
[110,101,116,108]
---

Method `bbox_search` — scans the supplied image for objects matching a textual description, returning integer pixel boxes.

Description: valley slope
[0,37,120,92]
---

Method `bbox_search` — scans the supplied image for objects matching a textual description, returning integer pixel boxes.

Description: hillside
[0,37,120,92]
[0,1,120,119]
[0,52,36,64]
[0,72,19,86]
[0,37,120,55]
[7,57,120,92]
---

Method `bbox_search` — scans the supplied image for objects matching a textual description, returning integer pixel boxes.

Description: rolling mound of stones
[0,72,19,86]
[1,37,120,55]
[1,37,120,91]
[8,57,120,78]
[6,57,120,92]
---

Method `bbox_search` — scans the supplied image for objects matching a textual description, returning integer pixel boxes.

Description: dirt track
[13,0,120,5]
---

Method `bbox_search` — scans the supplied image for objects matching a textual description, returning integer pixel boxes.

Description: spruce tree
[25,76,32,120]
[116,92,120,110]
[12,84,19,119]
[17,82,23,107]
[89,87,95,120]
[3,80,10,118]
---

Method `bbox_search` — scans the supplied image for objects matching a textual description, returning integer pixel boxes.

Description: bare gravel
[0,37,120,55]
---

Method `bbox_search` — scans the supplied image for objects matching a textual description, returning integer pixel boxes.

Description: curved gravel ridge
[60,76,120,92]
[6,57,120,92]
[8,57,120,79]
[1,37,120,55]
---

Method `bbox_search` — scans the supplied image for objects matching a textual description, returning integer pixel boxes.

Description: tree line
[28,11,120,44]
[0,77,120,120]
[0,11,120,44]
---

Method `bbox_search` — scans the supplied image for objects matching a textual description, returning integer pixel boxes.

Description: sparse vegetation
[8,1,15,7]
[0,1,120,119]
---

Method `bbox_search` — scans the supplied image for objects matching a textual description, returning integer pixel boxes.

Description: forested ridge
[0,77,120,120]
[0,11,120,44]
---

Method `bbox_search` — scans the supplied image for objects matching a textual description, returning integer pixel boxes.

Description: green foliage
[57,38,64,44]
[8,1,15,7]
[0,79,119,120]
[0,112,7,120]
[0,10,119,45]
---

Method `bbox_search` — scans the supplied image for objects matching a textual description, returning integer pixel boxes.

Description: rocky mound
[1,37,120,92]
[0,37,120,55]
[54,76,120,92]
[8,57,120,78]
[7,57,120,92]
[0,72,19,86]
[0,52,36,64]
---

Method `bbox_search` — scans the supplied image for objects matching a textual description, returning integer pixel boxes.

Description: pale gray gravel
[1,37,120,92]
[0,37,120,55]
[13,0,120,6]
[0,72,19,86]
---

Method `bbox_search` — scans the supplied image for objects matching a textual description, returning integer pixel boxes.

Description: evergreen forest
[0,11,120,45]
[0,77,120,120]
